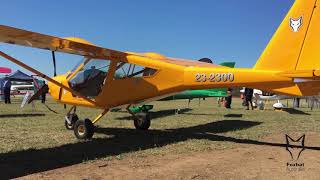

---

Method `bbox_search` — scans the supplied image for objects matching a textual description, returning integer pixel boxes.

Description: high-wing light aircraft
[0,0,319,139]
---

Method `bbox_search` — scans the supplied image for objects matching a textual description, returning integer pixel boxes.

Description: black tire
[65,114,79,130]
[74,119,94,140]
[133,112,151,130]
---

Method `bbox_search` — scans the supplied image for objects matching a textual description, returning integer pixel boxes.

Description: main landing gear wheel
[65,114,79,130]
[133,112,151,130]
[74,119,94,140]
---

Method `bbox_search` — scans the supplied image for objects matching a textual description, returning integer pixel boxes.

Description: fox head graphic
[290,17,303,32]
[285,134,305,161]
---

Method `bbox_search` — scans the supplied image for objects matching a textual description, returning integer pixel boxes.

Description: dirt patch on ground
[18,133,320,180]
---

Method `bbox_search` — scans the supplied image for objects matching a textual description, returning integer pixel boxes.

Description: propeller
[27,51,56,105]
[27,84,49,104]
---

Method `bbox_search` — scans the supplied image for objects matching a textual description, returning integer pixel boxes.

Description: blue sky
[0,0,294,75]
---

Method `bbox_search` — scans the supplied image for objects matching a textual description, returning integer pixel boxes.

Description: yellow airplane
[0,0,319,139]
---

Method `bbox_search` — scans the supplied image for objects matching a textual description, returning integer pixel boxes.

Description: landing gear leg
[65,106,78,130]
[73,109,109,140]
[127,105,151,130]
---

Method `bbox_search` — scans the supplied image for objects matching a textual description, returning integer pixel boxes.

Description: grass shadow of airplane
[1,119,319,179]
[0,113,45,118]
[115,108,193,120]
[224,114,243,118]
[283,108,311,115]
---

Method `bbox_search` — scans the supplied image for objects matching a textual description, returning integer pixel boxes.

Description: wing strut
[0,51,97,106]
[51,51,57,76]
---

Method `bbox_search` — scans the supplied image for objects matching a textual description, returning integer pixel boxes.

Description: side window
[114,62,157,79]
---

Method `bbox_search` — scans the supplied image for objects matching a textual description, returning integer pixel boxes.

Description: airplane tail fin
[254,0,319,71]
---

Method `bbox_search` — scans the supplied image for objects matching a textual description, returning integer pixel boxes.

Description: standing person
[293,97,300,108]
[224,88,233,109]
[41,81,48,103]
[217,97,223,107]
[3,76,11,104]
[244,87,254,110]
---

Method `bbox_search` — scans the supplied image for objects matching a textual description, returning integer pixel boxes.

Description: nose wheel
[65,113,79,130]
[66,108,109,140]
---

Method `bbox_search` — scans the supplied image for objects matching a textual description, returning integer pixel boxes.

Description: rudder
[296,0,320,70]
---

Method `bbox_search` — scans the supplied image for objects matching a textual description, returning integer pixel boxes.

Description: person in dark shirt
[224,88,233,109]
[3,77,11,104]
[244,88,254,110]
[41,81,48,103]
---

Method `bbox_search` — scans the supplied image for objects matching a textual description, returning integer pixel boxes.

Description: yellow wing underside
[0,25,223,69]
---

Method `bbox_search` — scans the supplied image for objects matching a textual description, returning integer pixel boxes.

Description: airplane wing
[0,25,128,61]
[132,52,226,68]
[0,25,225,68]
[159,57,224,68]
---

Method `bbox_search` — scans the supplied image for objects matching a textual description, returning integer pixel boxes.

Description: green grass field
[0,97,319,178]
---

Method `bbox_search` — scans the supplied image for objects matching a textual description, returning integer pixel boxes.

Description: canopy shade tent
[0,67,11,74]
[0,70,34,93]
[6,70,34,82]
[0,71,40,101]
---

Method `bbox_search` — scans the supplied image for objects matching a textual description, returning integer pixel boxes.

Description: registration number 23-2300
[195,73,234,82]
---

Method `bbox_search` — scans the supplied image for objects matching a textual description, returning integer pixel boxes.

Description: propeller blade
[28,85,49,104]
[52,51,57,76]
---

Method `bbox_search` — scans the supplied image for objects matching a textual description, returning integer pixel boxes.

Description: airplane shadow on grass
[115,108,193,120]
[1,119,320,179]
[0,113,45,118]
[114,108,243,120]
[283,108,311,115]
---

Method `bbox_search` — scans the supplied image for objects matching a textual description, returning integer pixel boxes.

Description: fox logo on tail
[290,17,303,32]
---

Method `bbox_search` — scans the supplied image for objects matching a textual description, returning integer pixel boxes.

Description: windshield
[70,59,85,73]
[85,60,109,73]
[68,59,110,98]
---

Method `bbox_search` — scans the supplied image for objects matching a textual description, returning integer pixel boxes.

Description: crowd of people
[219,87,254,110]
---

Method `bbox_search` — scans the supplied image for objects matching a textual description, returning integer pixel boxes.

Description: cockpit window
[114,62,157,79]
[69,59,110,98]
